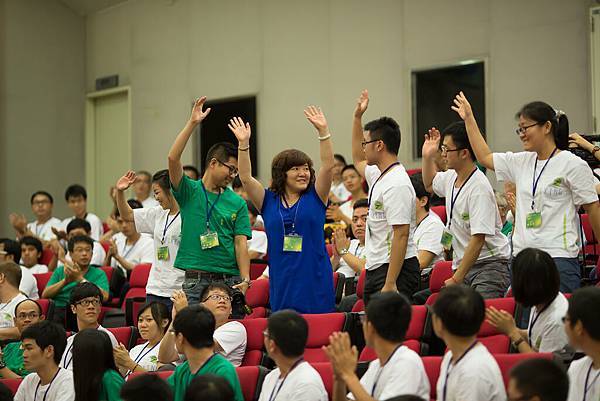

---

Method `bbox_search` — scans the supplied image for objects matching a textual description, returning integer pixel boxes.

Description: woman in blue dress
[229,106,335,313]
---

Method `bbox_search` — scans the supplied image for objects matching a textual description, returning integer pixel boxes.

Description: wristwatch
[511,336,525,348]
[592,146,600,156]
[339,248,349,256]
[241,278,252,288]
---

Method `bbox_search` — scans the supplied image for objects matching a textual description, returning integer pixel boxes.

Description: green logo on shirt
[231,213,237,221]
[374,201,384,211]
[552,177,563,187]
[150,356,158,364]
[461,213,470,221]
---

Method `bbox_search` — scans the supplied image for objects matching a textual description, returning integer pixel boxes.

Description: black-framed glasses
[515,122,540,135]
[440,145,465,154]
[361,139,381,149]
[202,294,232,303]
[16,312,39,320]
[216,159,239,176]
[75,298,101,307]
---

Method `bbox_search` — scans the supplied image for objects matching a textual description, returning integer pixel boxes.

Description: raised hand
[116,171,137,191]
[51,227,68,241]
[189,96,211,124]
[9,213,27,233]
[569,133,594,152]
[354,90,369,118]
[304,106,329,136]
[422,128,442,159]
[333,228,351,253]
[451,91,473,121]
[227,117,251,144]
[171,290,189,313]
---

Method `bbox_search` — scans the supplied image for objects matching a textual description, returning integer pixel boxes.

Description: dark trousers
[363,257,420,305]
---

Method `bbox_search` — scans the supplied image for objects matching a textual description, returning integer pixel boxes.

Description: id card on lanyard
[280,195,302,252]
[157,211,180,260]
[200,182,221,250]
[527,148,557,229]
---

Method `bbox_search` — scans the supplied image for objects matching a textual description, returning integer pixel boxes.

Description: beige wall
[0,0,85,235]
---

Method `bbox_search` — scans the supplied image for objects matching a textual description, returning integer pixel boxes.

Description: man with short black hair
[20,236,48,274]
[167,304,243,401]
[508,358,568,401]
[14,320,74,401]
[121,373,173,401]
[432,286,504,401]
[0,239,39,299]
[59,282,117,369]
[61,184,103,241]
[564,286,600,401]
[59,218,106,267]
[0,262,27,340]
[258,310,328,401]
[135,170,160,208]
[326,292,429,401]
[0,299,44,378]
[350,90,420,303]
[182,165,200,181]
[9,191,62,242]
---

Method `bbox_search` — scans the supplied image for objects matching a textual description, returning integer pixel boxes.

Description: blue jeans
[553,257,581,293]
[181,274,241,304]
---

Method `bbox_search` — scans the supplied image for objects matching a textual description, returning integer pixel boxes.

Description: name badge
[200,232,220,250]
[283,234,303,252]
[157,246,170,261]
[526,212,542,229]
[440,230,454,250]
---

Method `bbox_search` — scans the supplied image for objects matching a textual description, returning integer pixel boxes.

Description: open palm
[116,171,137,191]
[422,128,441,158]
[227,117,251,142]
[354,89,369,118]
[451,91,473,121]
[190,96,211,124]
[304,106,328,134]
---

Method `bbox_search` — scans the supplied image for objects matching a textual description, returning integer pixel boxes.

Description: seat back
[429,261,453,293]
[250,263,268,280]
[0,378,22,395]
[239,318,268,366]
[422,357,442,400]
[106,326,137,350]
[124,264,152,304]
[310,362,334,400]
[36,298,55,321]
[33,272,53,295]
[100,266,115,284]
[406,305,428,340]
[125,297,147,326]
[100,241,111,254]
[332,272,345,303]
[406,168,422,176]
[351,298,365,312]
[494,353,553,388]
[39,248,55,266]
[479,298,516,336]
[431,205,447,225]
[479,335,511,354]
[326,243,334,257]
[236,366,268,401]
[356,269,366,299]
[246,279,269,308]
[303,313,347,362]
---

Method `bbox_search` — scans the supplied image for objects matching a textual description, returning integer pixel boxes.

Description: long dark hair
[269,149,316,196]
[73,329,119,401]
[516,101,569,150]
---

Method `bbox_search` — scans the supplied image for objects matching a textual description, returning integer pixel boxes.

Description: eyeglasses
[361,139,381,149]
[216,159,239,176]
[17,312,39,320]
[561,316,570,323]
[32,200,50,206]
[440,145,465,154]
[202,294,232,303]
[515,122,540,135]
[75,298,101,307]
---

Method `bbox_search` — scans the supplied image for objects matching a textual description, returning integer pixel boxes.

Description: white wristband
[318,133,331,141]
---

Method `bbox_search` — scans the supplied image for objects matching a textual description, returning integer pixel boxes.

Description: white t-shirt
[567,356,600,401]
[62,213,103,241]
[248,230,268,258]
[364,164,417,270]
[528,292,569,352]
[437,342,505,401]
[24,264,49,274]
[215,321,247,367]
[331,181,351,202]
[339,201,354,221]
[14,367,75,401]
[127,341,161,375]
[259,360,328,401]
[141,196,160,208]
[493,151,598,258]
[27,217,62,241]
[60,325,118,370]
[334,239,365,278]
[349,345,429,400]
[110,232,154,276]
[133,207,184,298]
[414,212,445,268]
[0,293,28,328]
[20,267,39,300]
[65,241,106,267]
[432,169,510,267]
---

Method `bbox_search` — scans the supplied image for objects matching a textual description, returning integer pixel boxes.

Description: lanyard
[584,361,600,401]
[371,344,403,397]
[125,342,160,378]
[367,162,400,207]
[442,341,479,401]
[278,195,302,235]
[0,295,18,313]
[122,239,139,259]
[415,213,430,231]
[63,343,74,369]
[200,181,222,232]
[531,148,558,210]
[268,358,304,401]
[448,168,478,229]
[161,212,180,244]
[353,242,364,258]
[35,221,47,237]
[35,367,61,401]
[527,303,551,347]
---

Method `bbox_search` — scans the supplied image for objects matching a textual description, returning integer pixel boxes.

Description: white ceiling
[58,0,130,16]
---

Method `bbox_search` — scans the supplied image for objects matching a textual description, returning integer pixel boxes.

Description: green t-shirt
[172,175,252,274]
[167,354,243,401]
[46,265,109,307]
[2,341,29,377]
[99,369,124,401]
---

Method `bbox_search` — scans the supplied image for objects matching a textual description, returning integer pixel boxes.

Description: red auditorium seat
[303,313,348,362]
[332,272,345,303]
[129,371,173,381]
[326,243,334,257]
[36,298,55,321]
[100,266,115,285]
[39,247,55,266]
[0,378,22,395]
[310,362,334,400]
[245,279,269,319]
[494,353,553,388]
[236,365,269,401]
[100,240,111,254]
[425,261,453,305]
[351,269,366,312]
[431,205,447,225]
[422,356,442,401]
[106,326,138,350]
[406,168,422,176]
[250,263,268,280]
[33,272,53,296]
[581,213,598,260]
[240,318,268,366]
[124,263,152,323]
[477,297,516,353]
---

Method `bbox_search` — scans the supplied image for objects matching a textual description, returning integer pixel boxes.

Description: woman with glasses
[228,106,336,313]
[452,92,600,292]
[113,302,171,377]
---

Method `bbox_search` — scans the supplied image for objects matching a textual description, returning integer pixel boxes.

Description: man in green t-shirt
[42,235,109,328]
[167,96,252,304]
[168,304,242,401]
[0,299,44,378]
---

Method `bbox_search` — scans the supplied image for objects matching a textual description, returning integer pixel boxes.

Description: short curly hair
[269,149,315,196]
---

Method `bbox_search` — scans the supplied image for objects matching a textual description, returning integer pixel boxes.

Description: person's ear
[45,345,54,360]
[70,304,77,315]
[161,319,169,329]
[40,314,46,321]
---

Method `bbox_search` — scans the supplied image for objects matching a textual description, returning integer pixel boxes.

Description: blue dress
[261,186,335,313]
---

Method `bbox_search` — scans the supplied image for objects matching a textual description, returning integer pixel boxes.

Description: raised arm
[115,171,137,222]
[451,91,494,170]
[168,97,211,190]
[421,128,442,193]
[228,117,265,211]
[351,90,369,177]
[304,106,334,204]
